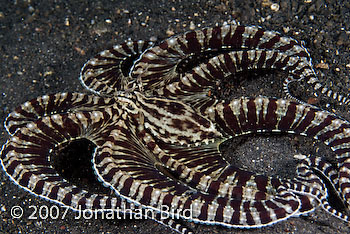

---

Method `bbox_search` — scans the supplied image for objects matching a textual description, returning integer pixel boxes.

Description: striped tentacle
[130,25,311,91]
[130,111,295,216]
[152,138,320,219]
[289,155,350,221]
[113,93,326,226]
[286,156,329,216]
[294,155,339,195]
[1,104,123,211]
[121,92,322,211]
[1,115,193,234]
[149,49,317,111]
[117,92,232,192]
[201,97,350,215]
[129,25,349,106]
[5,93,114,135]
[123,92,254,199]
[154,214,194,234]
[152,142,229,186]
[134,117,277,204]
[93,118,303,228]
[80,40,154,95]
[4,98,199,233]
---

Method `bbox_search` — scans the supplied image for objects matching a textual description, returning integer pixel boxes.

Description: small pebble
[189,21,195,30]
[270,3,280,11]
[28,6,35,13]
[315,62,329,69]
[64,18,70,26]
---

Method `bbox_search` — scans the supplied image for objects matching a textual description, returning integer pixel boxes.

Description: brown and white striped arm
[131,25,349,106]
[80,40,154,95]
[1,94,194,234]
[202,97,350,213]
[5,93,114,135]
[92,115,303,228]
[2,24,350,234]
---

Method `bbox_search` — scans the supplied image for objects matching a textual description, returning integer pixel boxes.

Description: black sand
[0,0,350,233]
